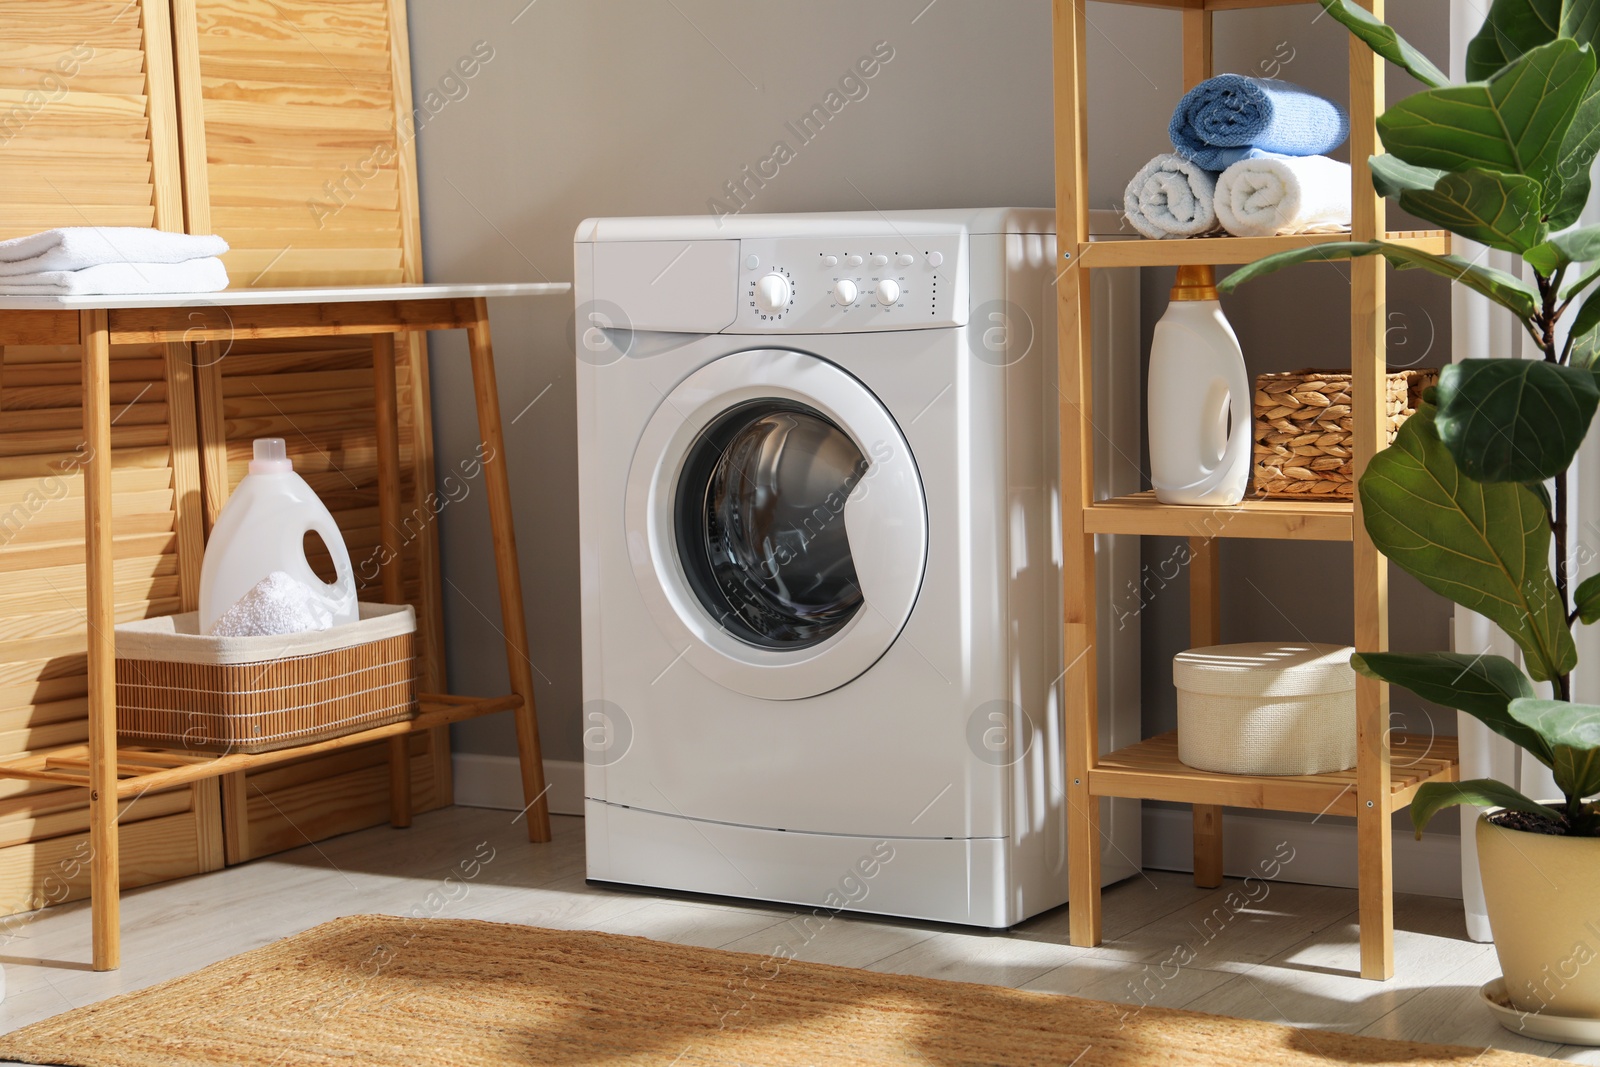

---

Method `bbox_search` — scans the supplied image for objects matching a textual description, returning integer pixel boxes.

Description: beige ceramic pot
[1478,809,1600,1018]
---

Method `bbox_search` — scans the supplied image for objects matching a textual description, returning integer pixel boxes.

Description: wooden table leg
[1189,536,1225,889]
[465,299,551,843]
[83,308,120,971]
[372,331,412,829]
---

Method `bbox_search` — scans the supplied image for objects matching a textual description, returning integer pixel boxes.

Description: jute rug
[0,914,1557,1066]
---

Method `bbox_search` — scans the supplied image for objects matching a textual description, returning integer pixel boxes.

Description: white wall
[405,0,1455,853]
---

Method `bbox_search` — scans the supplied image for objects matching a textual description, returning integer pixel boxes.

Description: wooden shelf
[1090,732,1460,816]
[1084,491,1353,540]
[0,693,521,800]
[1075,230,1449,269]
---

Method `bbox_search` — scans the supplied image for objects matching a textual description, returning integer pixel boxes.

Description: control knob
[753,272,791,315]
[833,279,859,306]
[875,279,901,306]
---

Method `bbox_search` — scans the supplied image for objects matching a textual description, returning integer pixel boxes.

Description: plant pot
[1477,808,1600,1019]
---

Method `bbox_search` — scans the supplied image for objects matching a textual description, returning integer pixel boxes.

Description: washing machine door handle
[842,446,927,622]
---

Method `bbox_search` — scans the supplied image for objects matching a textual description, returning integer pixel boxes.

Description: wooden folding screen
[170,0,451,863]
[0,0,224,915]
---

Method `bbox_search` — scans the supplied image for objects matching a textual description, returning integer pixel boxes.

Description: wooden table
[0,282,568,970]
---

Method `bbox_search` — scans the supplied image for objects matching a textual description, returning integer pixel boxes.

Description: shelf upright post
[1350,0,1395,981]
[1053,0,1102,948]
[82,307,119,972]
[1180,2,1227,893]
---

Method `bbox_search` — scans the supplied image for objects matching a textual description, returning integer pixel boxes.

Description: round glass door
[625,347,927,700]
[675,401,866,650]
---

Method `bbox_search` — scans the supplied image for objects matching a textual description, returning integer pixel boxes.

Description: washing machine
[574,208,1141,928]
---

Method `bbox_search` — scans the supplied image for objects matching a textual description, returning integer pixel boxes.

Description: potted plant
[1220,0,1600,1023]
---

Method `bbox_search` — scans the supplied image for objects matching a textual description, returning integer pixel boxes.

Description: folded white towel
[0,227,228,277]
[1215,154,1351,237]
[0,257,229,296]
[1123,153,1222,240]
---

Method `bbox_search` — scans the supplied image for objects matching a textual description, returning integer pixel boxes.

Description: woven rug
[0,914,1557,1066]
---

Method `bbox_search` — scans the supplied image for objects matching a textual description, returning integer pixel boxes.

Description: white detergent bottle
[1148,265,1251,506]
[198,438,359,633]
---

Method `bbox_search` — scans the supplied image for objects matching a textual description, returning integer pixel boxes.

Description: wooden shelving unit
[0,284,564,971]
[1053,0,1460,980]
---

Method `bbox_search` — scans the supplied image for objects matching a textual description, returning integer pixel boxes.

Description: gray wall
[404,0,1453,772]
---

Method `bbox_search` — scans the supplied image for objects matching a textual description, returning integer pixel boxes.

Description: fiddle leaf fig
[1576,574,1600,624]
[1377,39,1595,206]
[1315,0,1452,87]
[1358,404,1576,682]
[1351,652,1549,765]
[1218,241,1539,320]
[1410,779,1562,838]
[1508,698,1600,801]
[1396,170,1546,255]
[1433,360,1600,482]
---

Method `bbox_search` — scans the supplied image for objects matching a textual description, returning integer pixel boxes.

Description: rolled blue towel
[1169,74,1349,171]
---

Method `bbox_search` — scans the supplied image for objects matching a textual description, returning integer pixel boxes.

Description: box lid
[1174,642,1355,698]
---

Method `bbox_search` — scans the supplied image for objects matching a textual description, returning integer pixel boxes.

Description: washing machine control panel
[730,235,965,333]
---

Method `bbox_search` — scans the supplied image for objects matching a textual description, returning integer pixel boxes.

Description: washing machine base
[584,798,1069,929]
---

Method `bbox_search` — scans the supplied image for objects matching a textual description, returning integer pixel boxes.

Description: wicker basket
[114,603,417,754]
[1252,367,1437,498]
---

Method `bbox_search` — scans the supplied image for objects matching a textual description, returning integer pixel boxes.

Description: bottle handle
[302,514,358,624]
[1219,374,1252,475]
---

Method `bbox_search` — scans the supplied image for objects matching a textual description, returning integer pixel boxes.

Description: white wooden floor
[0,806,1590,1064]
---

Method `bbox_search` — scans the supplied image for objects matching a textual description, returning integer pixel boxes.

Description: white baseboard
[1141,805,1463,899]
[452,753,585,816]
[451,759,1465,899]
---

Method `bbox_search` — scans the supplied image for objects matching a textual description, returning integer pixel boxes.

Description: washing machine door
[626,348,927,700]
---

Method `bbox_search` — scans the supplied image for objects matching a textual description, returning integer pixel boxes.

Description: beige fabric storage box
[115,604,417,755]
[1174,642,1356,775]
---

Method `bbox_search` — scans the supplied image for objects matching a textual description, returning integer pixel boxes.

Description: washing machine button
[895,253,914,267]
[844,254,863,267]
[745,254,760,270]
[822,255,839,267]
[926,251,944,268]
[869,253,888,268]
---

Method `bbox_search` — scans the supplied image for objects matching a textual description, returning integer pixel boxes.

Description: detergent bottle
[198,438,359,633]
[1147,265,1251,506]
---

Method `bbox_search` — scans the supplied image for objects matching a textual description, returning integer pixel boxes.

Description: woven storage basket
[114,603,417,754]
[1175,642,1356,775]
[1253,367,1437,498]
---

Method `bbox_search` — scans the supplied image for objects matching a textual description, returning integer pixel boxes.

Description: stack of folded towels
[0,227,229,294]
[1124,75,1352,240]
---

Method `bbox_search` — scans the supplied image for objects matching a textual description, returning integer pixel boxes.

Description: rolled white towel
[0,257,229,296]
[1215,154,1351,238]
[1123,153,1221,240]
[0,227,228,277]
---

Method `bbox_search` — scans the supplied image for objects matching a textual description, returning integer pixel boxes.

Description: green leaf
[1317,0,1452,88]
[1359,404,1576,682]
[1368,154,1446,198]
[1400,171,1546,255]
[1466,0,1565,81]
[1377,39,1595,203]
[1576,573,1600,623]
[1219,240,1540,320]
[1411,778,1562,838]
[1549,73,1600,229]
[1569,287,1600,369]
[1351,652,1551,765]
[1434,359,1600,481]
[1526,224,1600,273]
[1508,698,1600,800]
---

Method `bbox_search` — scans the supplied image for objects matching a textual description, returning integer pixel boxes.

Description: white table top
[0,281,570,312]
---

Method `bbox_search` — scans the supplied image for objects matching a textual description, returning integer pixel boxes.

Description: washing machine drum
[626,349,927,700]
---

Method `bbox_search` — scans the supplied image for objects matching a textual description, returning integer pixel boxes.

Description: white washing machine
[574,209,1141,928]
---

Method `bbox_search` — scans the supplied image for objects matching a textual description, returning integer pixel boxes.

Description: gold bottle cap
[1170,263,1219,302]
